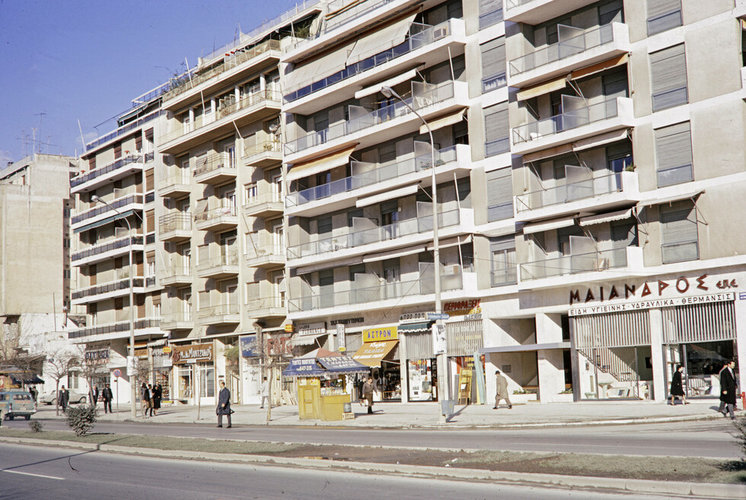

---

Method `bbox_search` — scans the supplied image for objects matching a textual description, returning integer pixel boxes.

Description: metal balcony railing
[161,312,192,324]
[72,193,143,225]
[160,171,191,187]
[72,235,143,262]
[68,318,160,339]
[243,139,281,158]
[193,154,237,178]
[286,81,456,154]
[71,277,145,300]
[85,111,162,151]
[512,96,620,145]
[287,146,457,207]
[197,302,239,317]
[520,247,628,281]
[198,247,239,269]
[71,154,146,188]
[247,297,285,311]
[194,206,237,224]
[323,0,395,34]
[510,24,615,76]
[244,192,282,207]
[491,267,518,287]
[516,171,627,212]
[159,213,192,233]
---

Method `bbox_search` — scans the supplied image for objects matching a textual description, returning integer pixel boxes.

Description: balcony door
[180,289,192,321]
[382,258,400,300]
[271,220,283,254]
[223,143,236,169]
[271,172,283,203]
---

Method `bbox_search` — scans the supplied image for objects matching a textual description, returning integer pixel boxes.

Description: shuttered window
[479,0,503,30]
[486,168,513,221]
[647,0,682,36]
[490,236,516,286]
[655,121,692,187]
[660,200,698,264]
[650,44,688,111]
[481,37,506,92]
[484,102,509,157]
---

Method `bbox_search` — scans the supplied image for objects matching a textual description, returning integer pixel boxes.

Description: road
[0,443,681,500]
[3,417,739,459]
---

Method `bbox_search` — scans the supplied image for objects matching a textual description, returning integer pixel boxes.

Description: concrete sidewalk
[34,398,740,428]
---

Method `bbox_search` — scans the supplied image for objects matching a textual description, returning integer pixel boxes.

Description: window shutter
[647,0,682,35]
[481,37,506,81]
[479,0,503,30]
[650,44,687,111]
[484,102,509,156]
[660,201,698,263]
[655,121,692,186]
[486,168,513,221]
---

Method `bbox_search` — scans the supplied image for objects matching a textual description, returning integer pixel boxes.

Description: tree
[46,350,81,416]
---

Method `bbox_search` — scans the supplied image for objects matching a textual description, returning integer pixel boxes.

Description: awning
[10,374,44,385]
[419,109,466,135]
[480,342,570,354]
[352,340,398,367]
[284,40,356,92]
[516,76,567,101]
[282,358,327,377]
[522,215,577,235]
[290,333,327,346]
[637,189,704,208]
[522,129,629,163]
[287,144,358,182]
[73,209,137,233]
[569,54,628,81]
[356,184,418,208]
[355,68,419,99]
[579,208,633,227]
[346,13,417,65]
[426,235,472,251]
[318,355,369,374]
[362,245,423,264]
[398,321,432,333]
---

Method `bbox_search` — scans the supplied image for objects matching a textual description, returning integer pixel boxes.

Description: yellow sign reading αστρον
[363,326,398,343]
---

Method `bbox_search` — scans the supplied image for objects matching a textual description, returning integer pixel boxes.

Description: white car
[38,389,88,405]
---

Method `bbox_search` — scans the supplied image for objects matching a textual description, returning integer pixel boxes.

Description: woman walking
[669,365,687,405]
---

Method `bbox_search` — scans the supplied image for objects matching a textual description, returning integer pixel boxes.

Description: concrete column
[399,334,409,403]
[535,313,564,402]
[734,297,746,398]
[260,73,266,91]
[648,308,666,402]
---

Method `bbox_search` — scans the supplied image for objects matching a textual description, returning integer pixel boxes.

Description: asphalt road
[0,443,680,500]
[3,417,740,459]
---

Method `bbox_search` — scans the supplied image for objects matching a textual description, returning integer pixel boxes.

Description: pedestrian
[141,382,151,417]
[102,383,113,414]
[362,375,375,414]
[28,386,37,403]
[494,369,512,409]
[718,360,738,419]
[147,384,155,417]
[152,383,162,416]
[58,385,69,413]
[260,376,269,409]
[217,380,232,428]
[90,384,99,407]
[669,365,687,405]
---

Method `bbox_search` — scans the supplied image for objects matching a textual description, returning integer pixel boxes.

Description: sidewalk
[34,398,738,428]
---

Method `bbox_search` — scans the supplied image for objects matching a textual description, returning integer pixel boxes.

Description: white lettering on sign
[569,292,735,316]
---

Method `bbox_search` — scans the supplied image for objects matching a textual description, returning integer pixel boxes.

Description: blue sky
[0,0,304,164]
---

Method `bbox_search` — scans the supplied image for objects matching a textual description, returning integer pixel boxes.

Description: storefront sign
[444,299,481,316]
[569,292,735,317]
[266,334,293,357]
[297,322,327,336]
[363,326,398,342]
[432,324,447,354]
[84,349,110,364]
[330,317,364,326]
[446,320,484,356]
[152,349,172,369]
[240,335,259,358]
[284,323,294,333]
[400,312,431,323]
[172,343,213,364]
[336,324,346,352]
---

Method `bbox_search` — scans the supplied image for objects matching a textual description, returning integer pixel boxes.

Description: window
[660,201,698,264]
[655,121,692,187]
[484,102,509,157]
[650,44,688,111]
[245,183,257,205]
[490,236,516,287]
[611,220,638,247]
[486,168,513,222]
[113,144,122,159]
[647,0,682,36]
[481,37,506,93]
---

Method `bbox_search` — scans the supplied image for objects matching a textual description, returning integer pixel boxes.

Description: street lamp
[380,86,449,419]
[91,194,137,419]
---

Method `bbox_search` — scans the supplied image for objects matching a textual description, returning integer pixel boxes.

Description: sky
[0,0,307,165]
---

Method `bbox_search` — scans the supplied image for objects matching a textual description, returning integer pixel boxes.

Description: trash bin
[441,399,455,418]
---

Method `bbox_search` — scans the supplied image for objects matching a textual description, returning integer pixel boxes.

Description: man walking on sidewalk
[102,383,113,414]
[260,377,269,409]
[494,370,512,410]
[217,380,232,428]
[718,360,738,419]
[362,376,375,414]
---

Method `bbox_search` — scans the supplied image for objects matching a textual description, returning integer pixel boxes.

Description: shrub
[28,420,43,433]
[734,416,746,458]
[66,405,97,436]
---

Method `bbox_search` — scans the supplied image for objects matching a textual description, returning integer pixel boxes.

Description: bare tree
[46,350,81,415]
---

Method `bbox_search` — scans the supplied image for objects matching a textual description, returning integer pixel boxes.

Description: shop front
[151,345,172,401]
[446,319,485,405]
[352,326,401,401]
[84,347,111,393]
[239,334,261,405]
[398,316,437,402]
[171,342,215,405]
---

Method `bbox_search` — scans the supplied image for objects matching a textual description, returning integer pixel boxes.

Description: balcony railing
[491,267,518,287]
[85,111,162,151]
[285,20,456,103]
[243,139,281,158]
[69,318,160,339]
[72,193,143,225]
[198,302,239,317]
[72,235,143,263]
[512,96,619,145]
[510,23,614,77]
[244,192,282,207]
[193,154,237,178]
[506,0,533,8]
[289,270,463,312]
[286,80,456,154]
[198,247,239,269]
[194,206,237,224]
[288,209,461,260]
[72,277,145,300]
[71,154,147,188]
[163,39,281,101]
[323,0,395,34]
[161,312,192,324]
[247,296,285,311]
[287,146,457,207]
[516,171,626,212]
[160,172,191,187]
[520,247,627,281]
[159,213,192,233]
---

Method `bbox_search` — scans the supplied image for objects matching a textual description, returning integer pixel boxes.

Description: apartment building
[280,0,746,404]
[69,96,165,404]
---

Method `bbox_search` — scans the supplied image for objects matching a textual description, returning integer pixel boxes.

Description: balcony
[71,277,145,305]
[504,0,601,24]
[284,18,466,115]
[193,154,237,185]
[158,172,191,198]
[515,171,639,222]
[519,246,643,289]
[72,154,149,194]
[245,246,284,269]
[198,303,240,325]
[71,193,144,232]
[492,267,518,288]
[160,313,193,331]
[85,111,162,152]
[285,80,468,164]
[161,260,192,286]
[197,247,239,279]
[243,139,281,167]
[159,214,192,241]
[160,90,281,155]
[247,297,286,319]
[287,208,470,267]
[243,192,283,217]
[71,235,143,267]
[511,96,634,155]
[68,318,162,341]
[286,145,468,217]
[509,23,629,88]
[194,206,238,232]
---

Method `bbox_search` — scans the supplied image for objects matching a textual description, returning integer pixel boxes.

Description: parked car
[38,389,88,405]
[0,389,37,420]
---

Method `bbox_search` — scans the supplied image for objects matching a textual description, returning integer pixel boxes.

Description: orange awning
[287,144,358,182]
[569,54,628,81]
[352,340,398,368]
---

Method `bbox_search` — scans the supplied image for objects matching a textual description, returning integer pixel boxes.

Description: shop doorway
[578,346,652,400]
[666,341,734,398]
[407,358,438,401]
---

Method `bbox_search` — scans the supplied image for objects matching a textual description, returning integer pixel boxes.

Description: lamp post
[380,86,449,420]
[91,195,137,419]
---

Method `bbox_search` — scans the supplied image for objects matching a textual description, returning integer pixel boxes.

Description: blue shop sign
[240,335,259,357]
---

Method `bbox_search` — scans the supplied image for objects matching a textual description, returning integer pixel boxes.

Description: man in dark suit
[90,385,99,407]
[58,385,69,413]
[217,380,232,428]
[718,360,738,419]
[102,383,113,413]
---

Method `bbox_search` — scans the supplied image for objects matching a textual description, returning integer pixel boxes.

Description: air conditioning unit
[433,26,448,40]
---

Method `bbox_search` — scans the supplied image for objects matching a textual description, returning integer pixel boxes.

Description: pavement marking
[3,470,65,480]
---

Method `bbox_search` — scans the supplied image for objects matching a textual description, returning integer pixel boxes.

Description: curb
[1,436,744,499]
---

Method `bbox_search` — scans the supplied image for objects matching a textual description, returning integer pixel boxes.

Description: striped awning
[73,209,137,233]
[398,321,432,334]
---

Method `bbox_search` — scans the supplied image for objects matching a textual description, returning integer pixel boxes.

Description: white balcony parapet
[71,193,144,231]
[71,277,145,304]
[505,0,601,25]
[72,235,144,266]
[71,154,150,194]
[194,206,238,230]
[69,318,161,340]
